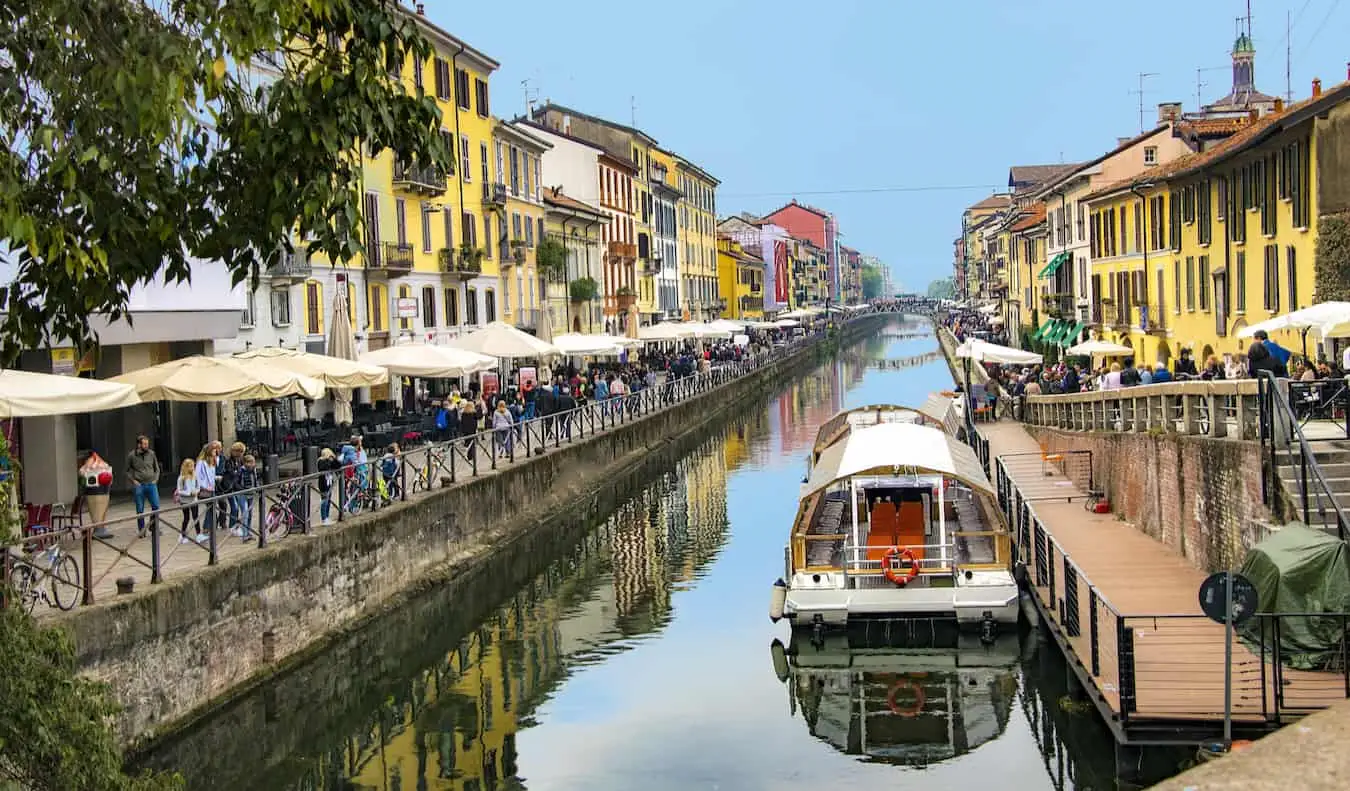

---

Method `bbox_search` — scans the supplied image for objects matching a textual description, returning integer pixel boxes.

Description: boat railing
[843,542,957,576]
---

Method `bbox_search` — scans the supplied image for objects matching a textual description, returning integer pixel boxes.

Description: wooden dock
[980,419,1350,745]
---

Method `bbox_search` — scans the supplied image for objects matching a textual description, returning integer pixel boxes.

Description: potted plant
[616,286,637,308]
[458,245,485,273]
[569,276,598,303]
[536,237,568,282]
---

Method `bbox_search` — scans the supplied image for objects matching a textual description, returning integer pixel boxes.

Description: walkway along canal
[135,318,1194,790]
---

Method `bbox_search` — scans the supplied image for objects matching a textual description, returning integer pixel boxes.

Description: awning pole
[850,479,860,572]
[938,478,948,568]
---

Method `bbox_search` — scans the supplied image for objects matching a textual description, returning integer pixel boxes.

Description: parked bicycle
[262,480,307,539]
[8,540,81,613]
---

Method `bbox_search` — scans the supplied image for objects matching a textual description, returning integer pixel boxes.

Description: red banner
[773,240,789,304]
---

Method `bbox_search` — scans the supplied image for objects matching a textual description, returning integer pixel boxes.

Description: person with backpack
[317,447,340,525]
[379,443,401,502]
[218,442,245,537]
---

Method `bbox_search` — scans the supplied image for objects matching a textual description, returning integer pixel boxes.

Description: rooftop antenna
[1130,72,1159,133]
[1286,9,1293,102]
[630,95,637,128]
[521,78,535,117]
[1196,65,1227,109]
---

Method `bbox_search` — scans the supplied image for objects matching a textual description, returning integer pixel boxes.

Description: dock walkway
[980,419,1348,745]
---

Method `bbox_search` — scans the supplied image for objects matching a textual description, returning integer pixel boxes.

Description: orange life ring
[887,679,926,717]
[883,547,920,587]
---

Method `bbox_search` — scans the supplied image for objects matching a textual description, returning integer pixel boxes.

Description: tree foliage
[1314,212,1350,303]
[0,0,450,361]
[535,236,567,281]
[927,277,957,300]
[861,264,884,300]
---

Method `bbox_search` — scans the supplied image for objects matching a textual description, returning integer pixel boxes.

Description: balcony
[482,182,507,207]
[749,282,762,294]
[607,241,637,260]
[643,256,662,275]
[1135,303,1167,334]
[513,308,541,331]
[267,247,312,283]
[740,295,764,312]
[438,248,481,281]
[392,160,446,196]
[1040,293,1075,318]
[365,241,414,276]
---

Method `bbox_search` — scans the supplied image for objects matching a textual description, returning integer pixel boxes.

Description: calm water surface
[141,319,1140,790]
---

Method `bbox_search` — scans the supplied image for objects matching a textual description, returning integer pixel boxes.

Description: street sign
[1199,571,1258,626]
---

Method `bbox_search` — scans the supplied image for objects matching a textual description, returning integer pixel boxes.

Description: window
[442,208,454,251]
[480,142,489,184]
[1173,260,1181,313]
[1286,246,1299,311]
[420,203,432,252]
[1143,146,1157,165]
[482,214,492,259]
[271,289,291,326]
[305,280,323,335]
[1235,251,1247,312]
[241,290,256,327]
[362,191,381,258]
[511,212,521,241]
[347,282,357,326]
[474,78,489,117]
[1133,201,1143,254]
[368,284,386,332]
[421,286,437,329]
[1217,176,1228,222]
[495,142,504,185]
[395,198,407,246]
[412,56,423,91]
[397,284,413,331]
[502,276,511,313]
[444,287,459,326]
[461,211,476,247]
[525,215,534,247]
[534,158,542,202]
[455,69,470,110]
[433,58,451,100]
[460,135,471,178]
[1198,255,1209,311]
[1076,202,1085,241]
[509,147,520,194]
[1263,244,1280,312]
[484,289,496,322]
[465,287,478,325]
[1198,180,1212,245]
[1168,193,1181,251]
[1185,256,1195,311]
[523,153,532,196]
[537,218,545,248]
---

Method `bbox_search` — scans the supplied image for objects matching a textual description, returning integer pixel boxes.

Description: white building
[649,162,681,319]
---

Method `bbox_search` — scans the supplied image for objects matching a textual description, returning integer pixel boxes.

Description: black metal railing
[1257,371,1348,538]
[1,317,889,613]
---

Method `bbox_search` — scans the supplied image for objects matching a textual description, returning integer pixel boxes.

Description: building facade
[675,158,721,320]
[490,121,552,334]
[647,148,682,320]
[543,189,609,334]
[716,236,765,319]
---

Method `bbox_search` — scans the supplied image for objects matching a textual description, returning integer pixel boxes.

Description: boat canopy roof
[803,422,995,501]
[918,392,961,436]
[812,404,944,456]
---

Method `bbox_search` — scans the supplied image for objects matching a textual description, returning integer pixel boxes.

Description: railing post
[81,528,94,605]
[149,519,162,584]
[1088,587,1101,676]
[1117,619,1136,721]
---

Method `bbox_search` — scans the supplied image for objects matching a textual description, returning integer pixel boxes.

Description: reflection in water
[775,631,1023,769]
[142,318,1179,790]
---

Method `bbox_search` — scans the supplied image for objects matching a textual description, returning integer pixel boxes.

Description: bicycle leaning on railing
[6,536,81,613]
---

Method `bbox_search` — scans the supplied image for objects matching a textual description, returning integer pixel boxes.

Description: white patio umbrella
[319,287,363,424]
[683,321,733,340]
[553,334,627,355]
[448,320,560,359]
[1065,339,1135,357]
[638,323,692,342]
[773,318,801,328]
[954,338,1043,365]
[0,370,141,418]
[707,319,746,333]
[1238,302,1350,338]
[779,308,820,320]
[111,355,325,402]
[536,304,555,344]
[232,345,386,390]
[359,344,497,379]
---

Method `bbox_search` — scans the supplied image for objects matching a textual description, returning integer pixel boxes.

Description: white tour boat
[771,404,1019,638]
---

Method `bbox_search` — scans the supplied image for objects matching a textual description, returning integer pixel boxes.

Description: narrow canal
[138,317,1175,790]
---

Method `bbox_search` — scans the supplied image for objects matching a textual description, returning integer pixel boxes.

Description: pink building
[761,200,840,302]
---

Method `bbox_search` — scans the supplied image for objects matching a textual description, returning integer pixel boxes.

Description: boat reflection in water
[770,626,1024,768]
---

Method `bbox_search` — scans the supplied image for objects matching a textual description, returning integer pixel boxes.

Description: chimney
[1116,136,1133,147]
[1157,101,1183,125]
[1313,77,1323,97]
[415,2,425,13]
[1273,97,1284,112]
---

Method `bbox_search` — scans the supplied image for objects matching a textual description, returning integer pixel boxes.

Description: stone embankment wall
[1028,426,1268,574]
[67,318,882,746]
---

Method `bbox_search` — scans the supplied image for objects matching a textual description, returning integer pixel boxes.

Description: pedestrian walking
[125,434,161,539]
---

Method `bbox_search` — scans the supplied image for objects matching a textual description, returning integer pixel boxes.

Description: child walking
[174,459,205,543]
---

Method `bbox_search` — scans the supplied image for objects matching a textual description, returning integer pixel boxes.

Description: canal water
[139,318,1180,790]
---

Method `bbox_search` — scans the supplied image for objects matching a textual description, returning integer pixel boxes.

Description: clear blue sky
[428,0,1347,292]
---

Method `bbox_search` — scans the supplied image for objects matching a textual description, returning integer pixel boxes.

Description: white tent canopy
[803,422,995,501]
[1238,302,1350,339]
[707,318,746,333]
[638,323,692,341]
[359,344,497,378]
[0,370,141,418]
[778,308,821,320]
[111,355,325,402]
[1065,339,1136,357]
[682,321,733,339]
[448,321,560,358]
[552,333,636,356]
[773,318,801,328]
[954,338,1043,365]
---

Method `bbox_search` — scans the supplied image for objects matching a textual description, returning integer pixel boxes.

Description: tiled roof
[1010,164,1080,188]
[1177,116,1254,136]
[766,200,831,220]
[1009,203,1047,232]
[543,189,606,216]
[1087,79,1350,200]
[966,193,1012,211]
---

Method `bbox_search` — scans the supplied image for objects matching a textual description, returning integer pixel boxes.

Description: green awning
[1037,251,1071,279]
[1058,321,1085,348]
[1034,319,1060,341]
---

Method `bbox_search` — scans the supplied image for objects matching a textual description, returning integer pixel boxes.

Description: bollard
[302,445,318,476]
[265,453,281,484]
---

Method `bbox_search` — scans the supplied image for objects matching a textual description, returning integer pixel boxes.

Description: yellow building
[490,121,552,333]
[716,236,766,319]
[647,147,682,320]
[1084,79,1349,367]
[1007,203,1048,342]
[674,157,721,320]
[543,189,610,334]
[298,14,500,360]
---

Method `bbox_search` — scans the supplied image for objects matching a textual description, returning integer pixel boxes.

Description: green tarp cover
[1034,319,1059,342]
[1037,251,1070,279]
[1238,525,1350,670]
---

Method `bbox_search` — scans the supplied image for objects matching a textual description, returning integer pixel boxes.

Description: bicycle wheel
[50,554,82,611]
[265,507,289,541]
[347,495,364,516]
[10,564,39,614]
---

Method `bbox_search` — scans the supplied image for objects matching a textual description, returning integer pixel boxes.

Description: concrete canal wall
[66,317,884,746]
